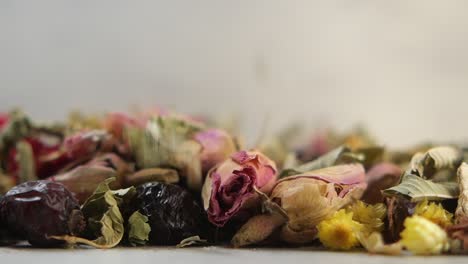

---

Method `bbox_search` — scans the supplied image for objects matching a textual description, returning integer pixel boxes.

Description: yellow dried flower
[400,215,449,255]
[317,209,363,250]
[414,200,453,228]
[347,201,386,234]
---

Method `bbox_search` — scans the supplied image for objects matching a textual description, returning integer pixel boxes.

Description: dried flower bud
[400,215,449,255]
[415,200,453,228]
[317,209,363,250]
[201,150,277,226]
[347,201,386,234]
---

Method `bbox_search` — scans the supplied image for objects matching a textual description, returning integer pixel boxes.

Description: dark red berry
[0,180,85,247]
[136,182,207,245]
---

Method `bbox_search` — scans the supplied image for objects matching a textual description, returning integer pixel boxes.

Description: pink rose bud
[202,150,277,227]
[194,128,237,175]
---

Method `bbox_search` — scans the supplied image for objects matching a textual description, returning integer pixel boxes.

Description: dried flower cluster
[0,108,467,256]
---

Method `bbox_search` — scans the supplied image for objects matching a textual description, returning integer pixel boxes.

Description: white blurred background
[1,0,468,147]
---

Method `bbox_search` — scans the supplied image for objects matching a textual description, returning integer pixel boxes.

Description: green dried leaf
[16,140,36,183]
[127,211,151,246]
[383,174,459,202]
[176,236,208,248]
[51,178,125,249]
[126,116,202,169]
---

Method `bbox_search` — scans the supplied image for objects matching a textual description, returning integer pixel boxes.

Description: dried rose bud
[270,164,367,244]
[201,150,277,226]
[231,164,367,246]
[194,128,237,175]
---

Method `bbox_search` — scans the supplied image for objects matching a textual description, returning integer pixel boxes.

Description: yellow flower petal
[414,200,453,228]
[347,201,386,234]
[317,209,362,250]
[400,215,449,255]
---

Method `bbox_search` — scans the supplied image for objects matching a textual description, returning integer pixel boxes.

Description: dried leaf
[176,236,208,248]
[126,116,204,190]
[127,211,151,246]
[383,174,459,202]
[51,178,125,248]
[414,146,463,180]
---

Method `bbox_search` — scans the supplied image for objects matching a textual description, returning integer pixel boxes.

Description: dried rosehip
[0,180,85,247]
[136,182,207,245]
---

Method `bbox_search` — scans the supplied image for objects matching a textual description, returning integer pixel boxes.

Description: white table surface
[0,247,464,264]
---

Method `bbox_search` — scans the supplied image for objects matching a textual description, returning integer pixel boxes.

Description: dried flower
[271,164,367,237]
[400,215,449,255]
[201,150,277,226]
[317,209,363,250]
[194,128,237,175]
[415,200,453,228]
[347,201,386,234]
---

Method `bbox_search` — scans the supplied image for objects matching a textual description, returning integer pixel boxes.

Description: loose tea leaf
[383,174,459,202]
[127,211,150,246]
[51,178,125,248]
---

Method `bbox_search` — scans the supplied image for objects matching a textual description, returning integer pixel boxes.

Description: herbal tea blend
[0,108,467,255]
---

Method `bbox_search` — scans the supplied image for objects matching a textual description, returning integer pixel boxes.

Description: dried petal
[317,210,363,250]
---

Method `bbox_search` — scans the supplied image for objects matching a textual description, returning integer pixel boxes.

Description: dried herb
[126,116,206,190]
[127,211,150,246]
[51,178,125,248]
[383,174,459,202]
